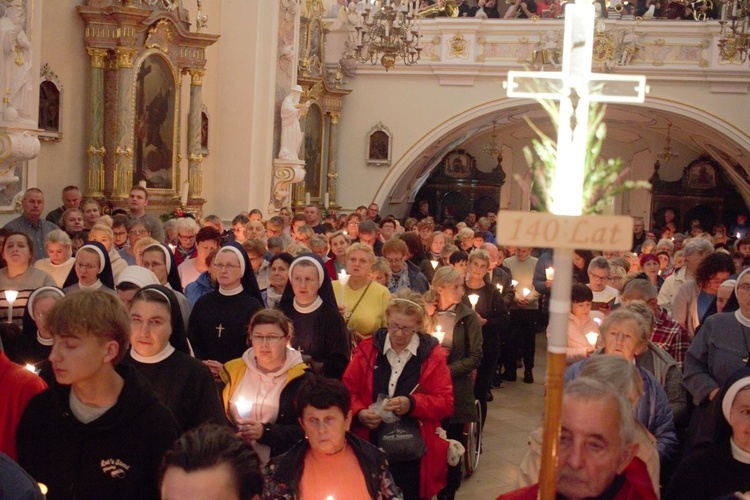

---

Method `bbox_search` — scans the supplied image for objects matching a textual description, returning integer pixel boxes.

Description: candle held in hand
[585,331,599,346]
[545,267,555,280]
[5,290,18,323]
[430,259,438,269]
[522,287,531,298]
[468,294,479,310]
[235,396,254,419]
[496,283,503,293]
[433,325,445,343]
[512,279,519,287]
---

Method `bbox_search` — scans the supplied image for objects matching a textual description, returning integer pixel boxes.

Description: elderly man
[587,257,620,308]
[45,185,82,227]
[366,202,381,223]
[657,237,713,312]
[498,377,653,500]
[632,217,646,252]
[3,188,58,260]
[382,238,429,294]
[303,204,327,234]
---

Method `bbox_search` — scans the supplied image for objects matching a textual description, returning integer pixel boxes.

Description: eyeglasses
[250,335,286,345]
[215,263,241,271]
[589,272,609,282]
[75,263,98,271]
[387,322,418,336]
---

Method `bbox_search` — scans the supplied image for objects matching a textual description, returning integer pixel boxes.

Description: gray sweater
[683,312,750,405]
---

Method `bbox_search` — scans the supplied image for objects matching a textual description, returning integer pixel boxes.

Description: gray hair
[564,377,636,448]
[579,354,644,407]
[621,278,658,301]
[620,300,656,333]
[683,238,714,257]
[175,217,199,234]
[45,229,72,248]
[600,307,651,345]
[588,256,611,273]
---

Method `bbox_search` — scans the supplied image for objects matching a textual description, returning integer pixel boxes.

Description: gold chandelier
[657,123,679,162]
[483,120,503,161]
[354,0,422,71]
[718,0,749,62]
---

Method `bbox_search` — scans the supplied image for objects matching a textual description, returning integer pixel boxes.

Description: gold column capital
[87,48,108,69]
[115,47,137,68]
[189,68,205,86]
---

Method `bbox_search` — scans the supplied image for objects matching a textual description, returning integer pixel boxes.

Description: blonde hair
[371,257,392,282]
[89,223,114,243]
[345,242,375,263]
[132,237,160,265]
[386,289,427,331]
[468,249,490,267]
[424,266,463,304]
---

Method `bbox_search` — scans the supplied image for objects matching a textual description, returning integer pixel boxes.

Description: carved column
[114,47,136,198]
[86,49,107,197]
[327,112,340,209]
[187,68,205,199]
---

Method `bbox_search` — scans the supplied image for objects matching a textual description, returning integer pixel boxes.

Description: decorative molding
[115,47,137,68]
[87,48,108,69]
[144,19,174,53]
[447,33,469,59]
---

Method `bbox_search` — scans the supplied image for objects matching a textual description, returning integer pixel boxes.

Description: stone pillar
[113,47,136,198]
[327,112,340,209]
[187,68,205,199]
[86,48,107,197]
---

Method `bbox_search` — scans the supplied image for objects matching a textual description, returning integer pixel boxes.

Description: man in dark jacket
[16,292,180,500]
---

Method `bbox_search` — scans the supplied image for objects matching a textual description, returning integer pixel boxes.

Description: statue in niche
[38,81,60,132]
[0,3,32,122]
[278,85,309,161]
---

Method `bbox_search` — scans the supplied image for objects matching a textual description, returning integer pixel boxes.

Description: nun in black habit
[62,241,116,294]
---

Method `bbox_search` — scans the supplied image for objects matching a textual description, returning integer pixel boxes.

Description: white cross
[216,324,224,338]
[506,0,648,216]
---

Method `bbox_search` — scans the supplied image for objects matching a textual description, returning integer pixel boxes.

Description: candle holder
[5,290,18,323]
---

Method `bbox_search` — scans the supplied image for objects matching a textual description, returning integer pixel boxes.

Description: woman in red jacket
[343,290,454,500]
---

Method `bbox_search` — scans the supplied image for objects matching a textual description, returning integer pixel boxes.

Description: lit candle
[343,230,348,236]
[522,287,531,298]
[168,243,176,253]
[234,396,254,419]
[468,294,479,310]
[5,290,18,323]
[430,259,439,269]
[512,279,519,287]
[496,283,504,293]
[545,267,555,280]
[432,324,445,343]
[325,496,335,500]
[738,232,742,239]
[25,363,36,373]
[180,180,189,206]
[593,317,603,326]
[585,331,599,347]
[338,270,350,307]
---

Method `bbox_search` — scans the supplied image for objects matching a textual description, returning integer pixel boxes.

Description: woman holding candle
[63,241,116,294]
[123,285,225,432]
[464,249,508,419]
[0,233,56,327]
[343,291,454,500]
[265,252,293,309]
[278,254,350,379]
[334,243,391,342]
[33,229,75,287]
[564,284,602,365]
[324,230,351,280]
[424,266,483,500]
[422,231,447,283]
[221,308,311,465]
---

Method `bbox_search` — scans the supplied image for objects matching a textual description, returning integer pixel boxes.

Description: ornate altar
[650,156,746,232]
[77,1,218,216]
[415,148,507,223]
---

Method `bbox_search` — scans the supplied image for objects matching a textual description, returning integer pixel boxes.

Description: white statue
[278,85,309,161]
[0,4,32,121]
[619,28,643,66]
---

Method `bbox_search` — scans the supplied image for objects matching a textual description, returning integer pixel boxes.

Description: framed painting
[444,149,474,179]
[367,122,392,167]
[38,63,63,142]
[304,102,324,198]
[307,18,324,76]
[133,52,178,191]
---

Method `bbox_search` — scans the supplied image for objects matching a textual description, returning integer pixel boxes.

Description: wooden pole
[538,247,574,499]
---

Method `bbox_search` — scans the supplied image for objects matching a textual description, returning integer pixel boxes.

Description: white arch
[373,96,750,209]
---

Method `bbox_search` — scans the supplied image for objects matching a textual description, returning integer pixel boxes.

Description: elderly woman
[672,251,734,338]
[334,243,391,341]
[424,266,483,499]
[244,220,266,242]
[34,229,75,287]
[221,308,311,465]
[119,220,151,265]
[0,233,56,328]
[343,291,454,500]
[172,217,199,267]
[278,254,350,379]
[565,307,679,465]
[636,253,664,292]
[265,252,293,309]
[62,241,115,294]
[123,285,225,432]
[684,268,750,410]
[80,199,102,229]
[88,223,127,281]
[265,376,402,499]
[324,230,351,280]
[456,227,475,253]
[177,226,222,289]
[60,208,85,237]
[666,368,750,499]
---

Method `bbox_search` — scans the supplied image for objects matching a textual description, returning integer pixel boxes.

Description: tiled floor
[457,334,548,499]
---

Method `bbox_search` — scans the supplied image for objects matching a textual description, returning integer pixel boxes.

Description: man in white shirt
[587,257,620,308]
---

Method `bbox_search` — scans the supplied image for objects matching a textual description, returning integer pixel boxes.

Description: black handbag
[375,416,426,463]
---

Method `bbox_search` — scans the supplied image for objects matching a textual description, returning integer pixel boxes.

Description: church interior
[0,0,747,233]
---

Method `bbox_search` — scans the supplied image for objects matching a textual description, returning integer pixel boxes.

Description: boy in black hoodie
[16,291,180,500]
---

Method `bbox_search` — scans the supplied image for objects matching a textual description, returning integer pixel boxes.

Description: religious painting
[367,122,392,167]
[304,102,324,198]
[307,18,324,76]
[134,53,177,191]
[685,161,717,189]
[444,150,474,179]
[38,63,62,141]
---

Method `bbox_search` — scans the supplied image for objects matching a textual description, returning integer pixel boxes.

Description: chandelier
[657,123,679,162]
[483,120,503,161]
[718,0,749,62]
[354,0,422,71]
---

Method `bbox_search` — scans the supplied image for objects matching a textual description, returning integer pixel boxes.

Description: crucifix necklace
[216,324,225,338]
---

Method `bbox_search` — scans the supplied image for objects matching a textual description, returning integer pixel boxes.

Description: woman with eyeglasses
[123,285,225,433]
[278,254,350,379]
[221,308,311,465]
[343,290,454,500]
[118,219,151,266]
[188,242,264,381]
[346,213,361,241]
[62,241,115,295]
[672,251,735,338]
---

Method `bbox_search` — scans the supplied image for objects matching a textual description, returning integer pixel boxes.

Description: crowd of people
[1,186,750,499]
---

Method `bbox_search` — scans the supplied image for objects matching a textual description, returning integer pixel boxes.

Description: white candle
[433,324,445,343]
[324,193,330,208]
[430,259,439,269]
[496,283,504,293]
[545,267,555,280]
[180,180,189,206]
[522,287,531,298]
[138,180,147,188]
[25,363,36,373]
[168,243,176,253]
[305,192,311,206]
[5,290,18,323]
[338,270,350,307]
[585,331,599,346]
[235,396,254,419]
[468,294,479,310]
[512,279,519,287]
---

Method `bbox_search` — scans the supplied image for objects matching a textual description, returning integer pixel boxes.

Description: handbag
[375,416,426,463]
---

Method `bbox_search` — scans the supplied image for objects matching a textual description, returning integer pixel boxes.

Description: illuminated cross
[506,0,648,216]
[216,324,224,338]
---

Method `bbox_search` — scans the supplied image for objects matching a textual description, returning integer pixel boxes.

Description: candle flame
[512,280,519,287]
[585,331,599,346]
[430,260,438,269]
[25,363,36,373]
[4,289,18,303]
[522,287,530,297]
[235,396,254,419]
